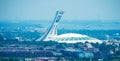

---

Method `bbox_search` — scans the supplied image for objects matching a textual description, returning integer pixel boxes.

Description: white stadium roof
[56,33,87,37]
[45,33,102,43]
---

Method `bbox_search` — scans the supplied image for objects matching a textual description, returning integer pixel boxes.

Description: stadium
[36,11,102,43]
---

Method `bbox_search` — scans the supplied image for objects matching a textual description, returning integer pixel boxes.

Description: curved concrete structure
[36,11,102,43]
[45,33,102,43]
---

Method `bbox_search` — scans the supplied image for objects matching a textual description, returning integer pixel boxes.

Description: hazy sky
[0,0,120,20]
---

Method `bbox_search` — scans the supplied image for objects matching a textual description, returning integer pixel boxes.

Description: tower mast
[36,11,64,41]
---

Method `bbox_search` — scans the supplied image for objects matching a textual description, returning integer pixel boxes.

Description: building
[36,11,102,43]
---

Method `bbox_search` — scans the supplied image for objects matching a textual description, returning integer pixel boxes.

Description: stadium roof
[45,33,102,43]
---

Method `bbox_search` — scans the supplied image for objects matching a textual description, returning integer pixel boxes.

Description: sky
[0,0,120,20]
